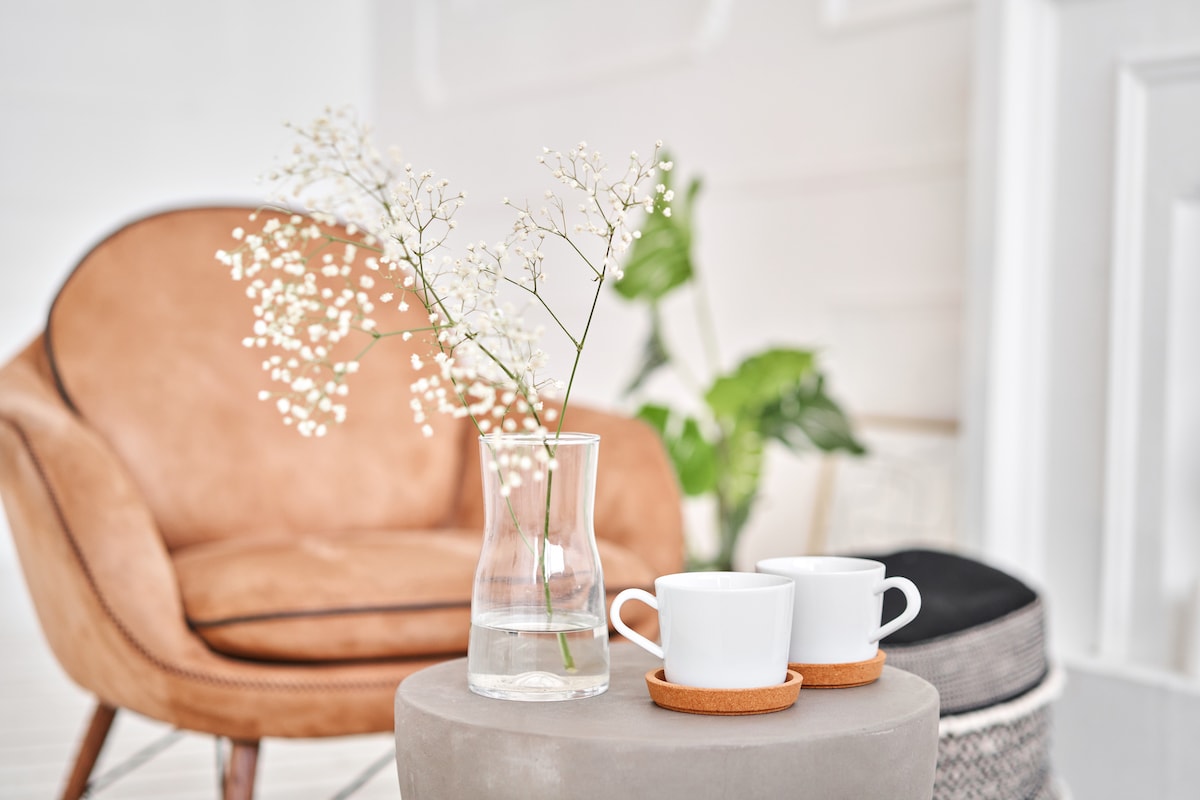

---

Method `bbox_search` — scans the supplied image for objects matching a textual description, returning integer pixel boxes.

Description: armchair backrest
[45,206,468,552]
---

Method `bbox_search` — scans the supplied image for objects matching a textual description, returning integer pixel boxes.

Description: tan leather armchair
[0,206,684,799]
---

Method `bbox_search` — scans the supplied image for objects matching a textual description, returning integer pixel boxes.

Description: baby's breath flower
[222,106,668,459]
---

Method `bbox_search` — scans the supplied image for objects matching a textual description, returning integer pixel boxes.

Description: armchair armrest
[2,340,453,739]
[0,339,198,703]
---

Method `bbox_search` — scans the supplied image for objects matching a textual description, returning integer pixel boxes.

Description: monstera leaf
[701,347,865,537]
[758,374,865,455]
[705,348,816,421]
[635,403,718,496]
[613,168,701,304]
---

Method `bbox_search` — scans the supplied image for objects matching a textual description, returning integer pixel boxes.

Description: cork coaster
[644,669,803,715]
[788,650,886,688]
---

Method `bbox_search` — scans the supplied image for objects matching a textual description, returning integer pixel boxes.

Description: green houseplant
[615,160,865,571]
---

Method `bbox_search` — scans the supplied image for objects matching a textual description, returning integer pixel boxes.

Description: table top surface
[396,642,940,745]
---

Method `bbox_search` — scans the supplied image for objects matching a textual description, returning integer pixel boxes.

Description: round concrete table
[395,644,939,799]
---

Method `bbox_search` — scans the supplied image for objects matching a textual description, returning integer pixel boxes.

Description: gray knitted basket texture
[885,597,1048,716]
[933,667,1065,800]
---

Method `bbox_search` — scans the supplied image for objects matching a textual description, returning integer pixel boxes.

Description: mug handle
[871,576,922,643]
[610,588,663,659]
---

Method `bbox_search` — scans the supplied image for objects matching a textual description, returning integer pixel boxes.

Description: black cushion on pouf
[873,548,1038,645]
[860,548,1048,716]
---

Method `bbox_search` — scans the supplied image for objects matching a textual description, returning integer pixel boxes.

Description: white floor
[0,533,400,800]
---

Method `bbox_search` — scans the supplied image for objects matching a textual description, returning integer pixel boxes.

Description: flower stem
[540,461,576,672]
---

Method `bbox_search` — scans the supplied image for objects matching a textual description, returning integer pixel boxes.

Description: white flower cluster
[218,107,670,443]
[215,213,373,436]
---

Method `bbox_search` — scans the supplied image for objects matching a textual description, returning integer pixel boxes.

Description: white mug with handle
[756,556,921,665]
[610,571,794,689]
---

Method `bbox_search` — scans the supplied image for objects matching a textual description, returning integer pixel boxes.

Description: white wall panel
[969,0,1200,675]
[409,0,732,107]
[973,6,1200,796]
[1102,44,1200,670]
[823,0,971,31]
[1164,199,1200,677]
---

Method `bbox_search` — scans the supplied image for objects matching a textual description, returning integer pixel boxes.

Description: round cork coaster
[644,669,803,715]
[788,650,887,688]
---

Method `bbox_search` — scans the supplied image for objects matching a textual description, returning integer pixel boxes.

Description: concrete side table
[395,644,940,800]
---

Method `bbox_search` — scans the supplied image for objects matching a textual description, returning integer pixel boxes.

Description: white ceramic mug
[610,572,794,689]
[755,556,922,665]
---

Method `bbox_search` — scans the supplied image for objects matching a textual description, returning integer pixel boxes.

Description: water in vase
[467,608,609,701]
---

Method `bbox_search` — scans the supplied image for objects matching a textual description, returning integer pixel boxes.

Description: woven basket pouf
[936,667,1065,800]
[864,549,1065,800]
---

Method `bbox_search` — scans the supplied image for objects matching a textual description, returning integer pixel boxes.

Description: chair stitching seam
[189,601,472,628]
[188,586,649,628]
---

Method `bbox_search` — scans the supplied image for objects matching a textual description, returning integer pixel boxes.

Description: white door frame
[962,0,1060,588]
[966,0,1200,671]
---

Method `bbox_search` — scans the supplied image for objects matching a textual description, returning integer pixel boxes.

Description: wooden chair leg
[223,739,260,800]
[59,701,118,800]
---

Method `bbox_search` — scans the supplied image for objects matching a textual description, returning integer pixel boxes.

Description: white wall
[0,0,375,365]
[0,1,973,567]
[0,0,376,568]
[368,0,975,564]
[369,0,971,416]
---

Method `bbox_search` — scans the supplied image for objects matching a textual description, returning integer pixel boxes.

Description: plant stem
[690,248,722,378]
[539,461,576,672]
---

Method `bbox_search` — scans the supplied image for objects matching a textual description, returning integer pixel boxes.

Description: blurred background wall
[0,0,973,572]
[366,0,973,569]
[0,1,376,363]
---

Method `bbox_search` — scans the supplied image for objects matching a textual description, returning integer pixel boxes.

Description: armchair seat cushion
[174,529,659,663]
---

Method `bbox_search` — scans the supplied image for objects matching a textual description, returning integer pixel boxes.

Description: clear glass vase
[467,432,610,701]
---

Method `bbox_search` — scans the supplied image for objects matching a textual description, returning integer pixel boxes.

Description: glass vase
[467,432,610,701]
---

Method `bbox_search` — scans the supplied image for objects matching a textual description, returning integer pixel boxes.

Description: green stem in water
[539,460,576,672]
[534,237,615,673]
